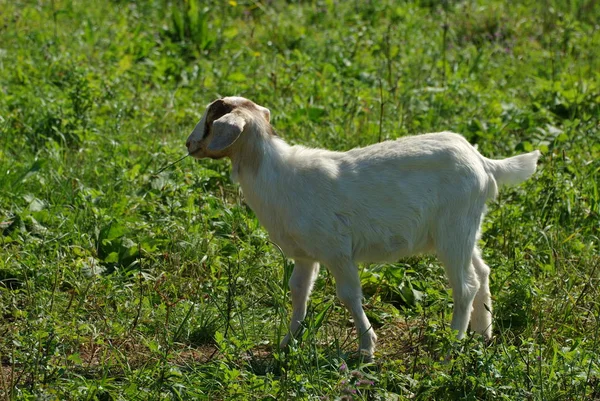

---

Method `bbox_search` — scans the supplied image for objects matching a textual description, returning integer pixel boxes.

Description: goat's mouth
[187,147,203,158]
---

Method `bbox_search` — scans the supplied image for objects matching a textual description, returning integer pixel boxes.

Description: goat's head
[186,97,271,159]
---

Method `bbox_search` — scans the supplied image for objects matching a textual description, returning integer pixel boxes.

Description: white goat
[185,96,541,360]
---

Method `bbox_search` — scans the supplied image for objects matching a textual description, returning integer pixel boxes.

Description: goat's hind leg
[470,247,492,339]
[280,259,320,348]
[436,227,480,339]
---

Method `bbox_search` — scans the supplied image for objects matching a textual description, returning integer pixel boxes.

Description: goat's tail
[486,150,541,187]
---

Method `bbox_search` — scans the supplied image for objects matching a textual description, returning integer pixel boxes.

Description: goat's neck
[231,128,288,185]
[230,129,290,209]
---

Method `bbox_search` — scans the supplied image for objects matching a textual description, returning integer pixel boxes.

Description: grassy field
[1,0,599,399]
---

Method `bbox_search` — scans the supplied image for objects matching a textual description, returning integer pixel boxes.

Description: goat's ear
[207,111,246,152]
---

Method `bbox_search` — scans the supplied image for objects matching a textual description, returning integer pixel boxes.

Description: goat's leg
[470,247,492,339]
[329,260,377,360]
[448,261,480,338]
[280,260,320,348]
[437,230,480,339]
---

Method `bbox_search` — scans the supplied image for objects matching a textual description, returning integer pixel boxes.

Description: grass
[0,0,599,399]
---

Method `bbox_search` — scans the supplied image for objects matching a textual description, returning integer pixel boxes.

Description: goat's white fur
[186,96,541,360]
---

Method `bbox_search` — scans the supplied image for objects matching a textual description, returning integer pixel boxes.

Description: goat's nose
[186,140,191,149]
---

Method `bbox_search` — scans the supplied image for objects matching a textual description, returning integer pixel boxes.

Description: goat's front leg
[329,259,377,361]
[280,260,320,349]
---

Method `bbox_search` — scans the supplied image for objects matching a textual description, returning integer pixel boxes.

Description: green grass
[1,0,599,399]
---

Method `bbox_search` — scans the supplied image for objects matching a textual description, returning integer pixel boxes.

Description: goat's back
[254,132,495,262]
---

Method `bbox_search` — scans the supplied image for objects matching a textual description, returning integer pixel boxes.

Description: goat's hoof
[280,332,302,350]
[483,334,496,346]
[348,349,375,364]
[279,335,290,350]
[360,352,375,364]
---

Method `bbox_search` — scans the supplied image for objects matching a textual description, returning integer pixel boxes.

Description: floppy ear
[207,111,246,152]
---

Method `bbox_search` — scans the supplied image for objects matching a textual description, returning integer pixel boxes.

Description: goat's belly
[353,235,431,263]
[268,231,312,260]
[354,246,414,263]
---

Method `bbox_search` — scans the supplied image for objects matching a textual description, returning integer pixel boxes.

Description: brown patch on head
[223,97,272,127]
[205,99,235,138]
[234,98,255,109]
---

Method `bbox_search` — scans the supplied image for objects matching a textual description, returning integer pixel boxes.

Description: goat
[185,96,541,361]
